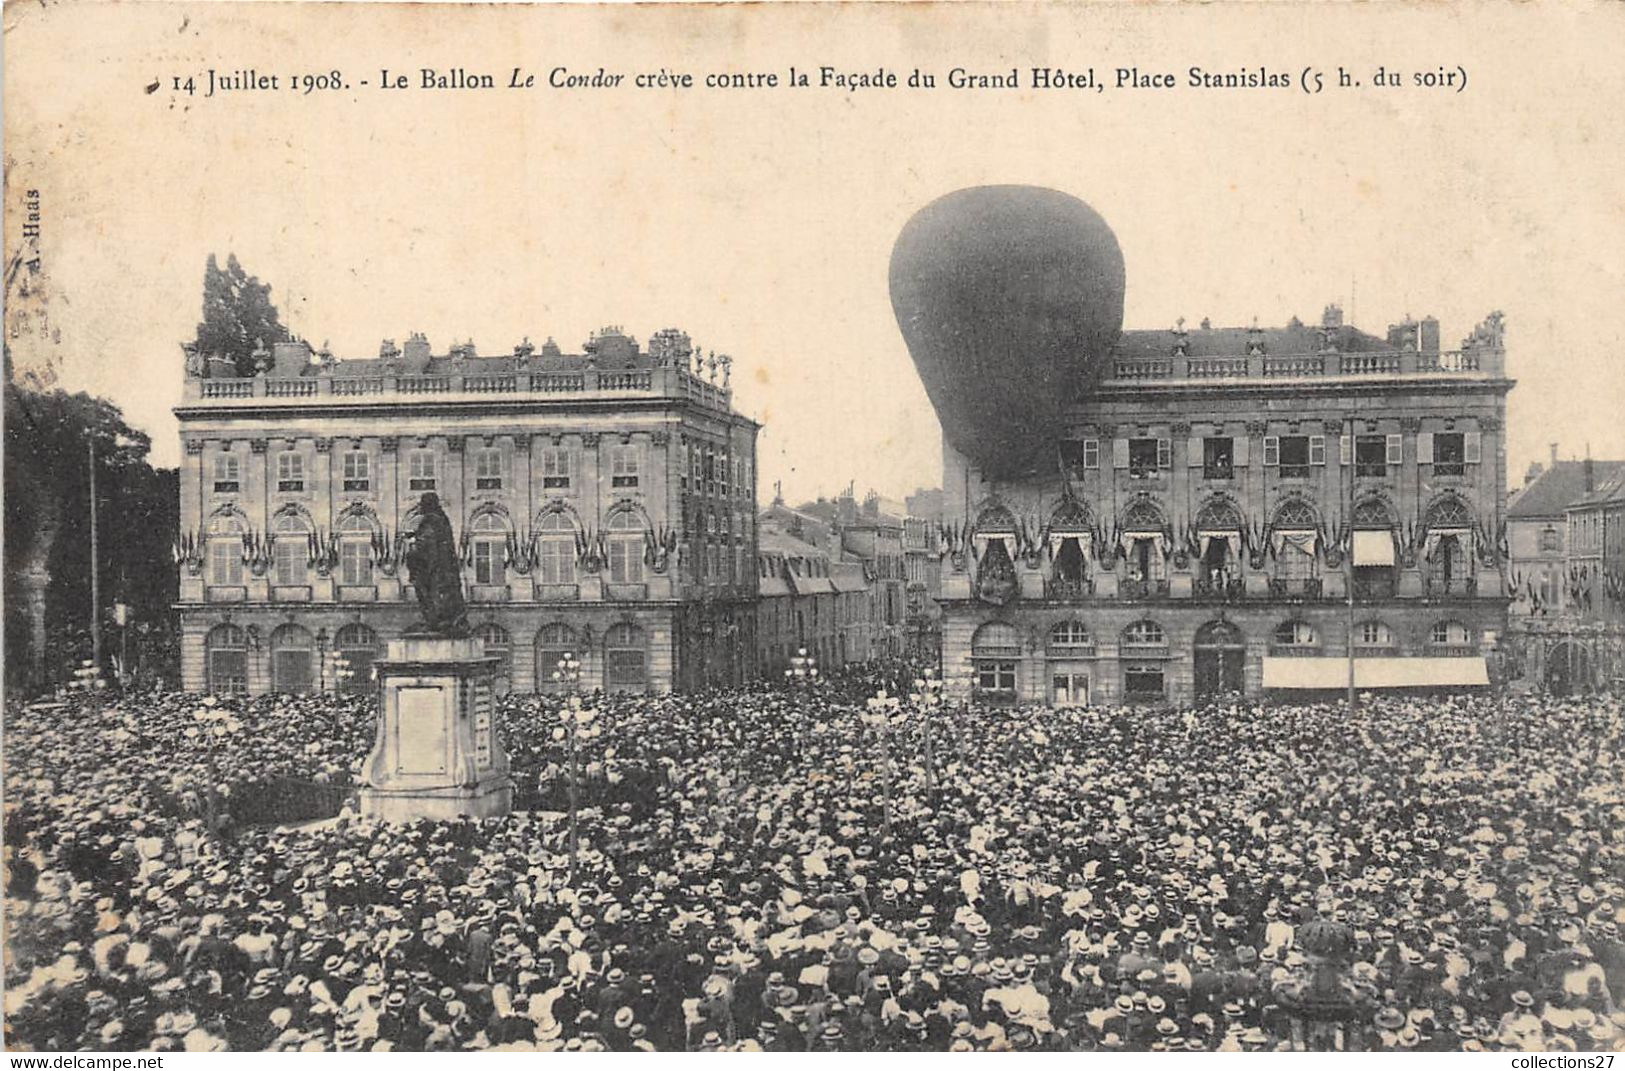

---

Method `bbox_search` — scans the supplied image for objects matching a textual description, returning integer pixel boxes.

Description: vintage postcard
[4,0,1623,1057]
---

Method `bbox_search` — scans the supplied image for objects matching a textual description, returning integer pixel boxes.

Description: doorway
[1194,619,1246,699]
[1051,671,1089,707]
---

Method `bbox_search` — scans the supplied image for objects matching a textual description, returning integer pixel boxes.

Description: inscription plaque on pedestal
[359,637,512,821]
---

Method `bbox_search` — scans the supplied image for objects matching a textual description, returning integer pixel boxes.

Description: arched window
[271,512,309,587]
[207,512,245,586]
[1194,620,1244,648]
[333,623,379,694]
[1120,501,1167,584]
[971,621,1019,695]
[1273,620,1318,649]
[1122,619,1168,648]
[338,512,376,587]
[534,623,578,692]
[1354,619,1394,653]
[607,510,645,585]
[1352,497,1394,529]
[206,624,249,695]
[1425,495,1473,529]
[469,512,509,588]
[473,622,511,694]
[1351,499,1398,585]
[270,623,314,694]
[537,512,577,586]
[974,504,1017,535]
[1195,500,1244,532]
[1429,620,1473,652]
[1271,500,1320,587]
[1424,496,1474,591]
[604,622,647,692]
[1048,621,1093,651]
[1273,499,1318,531]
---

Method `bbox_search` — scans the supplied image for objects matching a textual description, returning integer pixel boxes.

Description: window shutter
[1234,437,1249,468]
[1113,438,1129,469]
[1157,438,1171,469]
[1339,435,1352,465]
[1309,435,1326,465]
[1386,433,1403,465]
[1263,436,1280,467]
[1187,437,1203,467]
[1417,432,1433,465]
[1084,439,1099,469]
[1464,430,1482,464]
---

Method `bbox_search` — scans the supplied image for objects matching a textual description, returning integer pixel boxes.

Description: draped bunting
[1119,530,1169,555]
[1196,530,1242,560]
[1271,529,1319,557]
[1049,531,1092,558]
[972,533,1014,556]
[1423,527,1471,563]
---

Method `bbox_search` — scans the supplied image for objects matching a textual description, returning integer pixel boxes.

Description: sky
[7,2,1623,505]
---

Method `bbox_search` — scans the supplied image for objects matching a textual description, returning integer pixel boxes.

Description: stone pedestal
[360,636,512,821]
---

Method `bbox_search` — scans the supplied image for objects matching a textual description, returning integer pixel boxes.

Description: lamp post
[88,440,102,677]
[551,651,591,885]
[112,601,130,690]
[315,627,330,693]
[863,688,901,841]
[786,646,818,756]
[908,668,943,798]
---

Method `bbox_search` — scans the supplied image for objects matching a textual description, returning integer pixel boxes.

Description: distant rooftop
[1509,460,1625,518]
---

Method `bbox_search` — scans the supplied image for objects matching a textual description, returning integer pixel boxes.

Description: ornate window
[338,512,375,587]
[1540,526,1561,553]
[537,512,576,585]
[607,510,645,584]
[271,512,309,587]
[470,512,508,587]
[1354,619,1394,651]
[1429,620,1473,650]
[207,512,245,586]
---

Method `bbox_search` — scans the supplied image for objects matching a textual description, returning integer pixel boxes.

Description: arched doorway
[206,624,250,695]
[333,623,379,695]
[534,623,576,693]
[1545,641,1591,696]
[270,624,315,694]
[1194,619,1246,699]
[604,622,648,692]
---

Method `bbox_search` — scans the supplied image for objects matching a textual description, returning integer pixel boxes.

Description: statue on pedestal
[404,492,469,637]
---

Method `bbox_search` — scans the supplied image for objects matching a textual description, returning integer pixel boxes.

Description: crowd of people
[4,675,1623,1052]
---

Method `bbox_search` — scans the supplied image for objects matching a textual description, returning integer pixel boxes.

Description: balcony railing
[1103,348,1491,384]
[1120,578,1171,599]
[1424,576,1477,597]
[1188,356,1249,378]
[1194,578,1246,601]
[1045,577,1093,600]
[1268,577,1324,598]
[185,365,733,412]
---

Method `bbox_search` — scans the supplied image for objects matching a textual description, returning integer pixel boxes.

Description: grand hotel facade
[939,308,1514,706]
[173,328,759,696]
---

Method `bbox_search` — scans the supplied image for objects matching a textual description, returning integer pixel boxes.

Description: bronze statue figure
[404,492,469,637]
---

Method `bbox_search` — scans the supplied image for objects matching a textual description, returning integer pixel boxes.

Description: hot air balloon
[890,186,1126,482]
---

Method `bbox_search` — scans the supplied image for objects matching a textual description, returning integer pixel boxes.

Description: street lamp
[551,651,594,885]
[112,601,131,690]
[908,668,943,798]
[786,646,818,755]
[863,688,902,841]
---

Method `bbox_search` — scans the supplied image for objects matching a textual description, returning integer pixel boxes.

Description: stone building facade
[174,328,758,696]
[938,307,1514,707]
[754,522,874,677]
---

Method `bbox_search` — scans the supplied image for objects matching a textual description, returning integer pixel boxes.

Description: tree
[4,385,178,692]
[191,253,292,377]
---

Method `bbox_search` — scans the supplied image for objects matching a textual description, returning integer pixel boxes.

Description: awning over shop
[1352,529,1396,567]
[1262,656,1489,690]
[787,574,836,596]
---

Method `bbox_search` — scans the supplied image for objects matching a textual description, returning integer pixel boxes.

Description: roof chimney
[1550,442,1558,468]
[1584,457,1595,492]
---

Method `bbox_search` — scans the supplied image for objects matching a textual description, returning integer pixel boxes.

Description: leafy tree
[4,385,178,690]
[192,253,292,377]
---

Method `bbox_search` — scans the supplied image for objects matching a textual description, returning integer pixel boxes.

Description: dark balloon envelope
[890,186,1126,482]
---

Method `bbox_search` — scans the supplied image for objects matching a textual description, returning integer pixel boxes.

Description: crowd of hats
[4,681,1624,1052]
